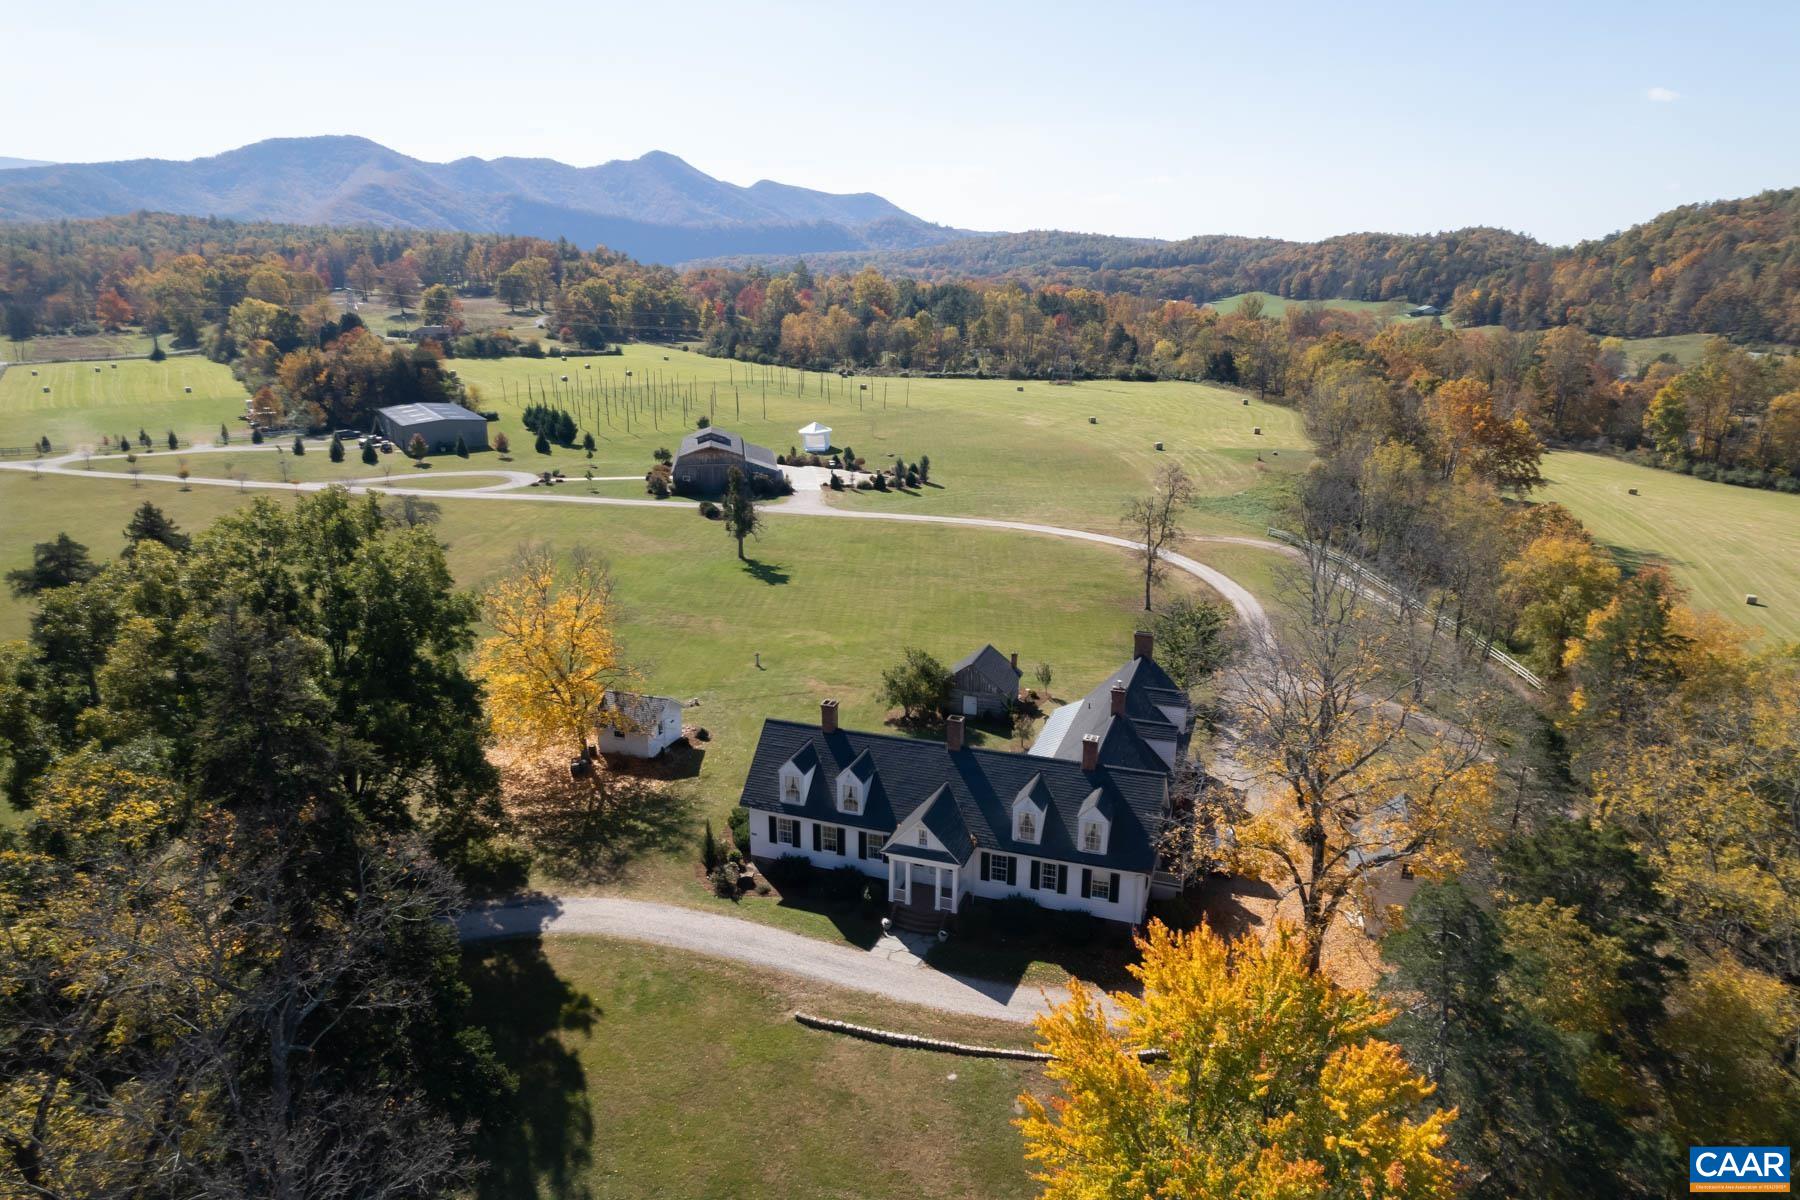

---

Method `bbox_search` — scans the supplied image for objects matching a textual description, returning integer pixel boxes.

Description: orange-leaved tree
[1019,920,1459,1199]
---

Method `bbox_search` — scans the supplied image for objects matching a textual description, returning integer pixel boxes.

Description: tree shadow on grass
[740,557,791,586]
[511,774,696,885]
[464,939,599,1200]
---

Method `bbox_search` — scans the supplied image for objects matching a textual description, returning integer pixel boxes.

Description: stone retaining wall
[793,1011,1164,1062]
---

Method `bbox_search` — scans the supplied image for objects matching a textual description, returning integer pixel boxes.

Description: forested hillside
[695,188,1800,343]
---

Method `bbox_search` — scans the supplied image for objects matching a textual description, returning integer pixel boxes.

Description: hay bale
[1089,416,1097,424]
[184,386,192,393]
[1154,441,1164,451]
[1253,427,1262,435]
[1746,594,1760,606]
[1628,488,1639,496]
[1017,386,1024,392]
[1242,397,1249,406]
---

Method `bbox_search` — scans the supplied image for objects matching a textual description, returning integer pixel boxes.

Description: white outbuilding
[798,421,833,453]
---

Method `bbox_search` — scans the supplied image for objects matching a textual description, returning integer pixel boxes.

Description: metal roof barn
[373,403,489,454]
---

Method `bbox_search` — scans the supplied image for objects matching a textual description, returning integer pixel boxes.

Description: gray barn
[373,402,489,454]
[671,427,784,494]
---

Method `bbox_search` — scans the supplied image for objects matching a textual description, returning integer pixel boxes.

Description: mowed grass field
[0,356,246,451]
[0,469,1231,840]
[5,343,1312,534]
[464,937,1043,1200]
[1539,451,1800,643]
[1206,291,1421,321]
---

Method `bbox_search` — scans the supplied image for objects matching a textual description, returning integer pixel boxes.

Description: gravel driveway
[459,895,1072,1022]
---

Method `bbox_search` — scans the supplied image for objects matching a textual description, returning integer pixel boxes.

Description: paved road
[459,895,1071,1022]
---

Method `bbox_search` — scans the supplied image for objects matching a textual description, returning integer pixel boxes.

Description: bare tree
[1212,546,1497,970]
[1121,461,1195,611]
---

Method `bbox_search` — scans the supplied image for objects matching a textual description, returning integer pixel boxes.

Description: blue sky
[4,0,1795,245]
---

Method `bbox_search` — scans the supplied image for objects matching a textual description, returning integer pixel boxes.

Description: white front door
[962,694,978,716]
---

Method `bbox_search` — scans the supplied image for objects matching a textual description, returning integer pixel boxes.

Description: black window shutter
[859,831,868,859]
[1110,873,1120,901]
[1030,860,1041,890]
[981,853,991,882]
[811,823,821,851]
[1081,868,1092,899]
[768,814,777,841]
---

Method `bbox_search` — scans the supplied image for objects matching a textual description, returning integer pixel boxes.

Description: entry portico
[883,785,971,911]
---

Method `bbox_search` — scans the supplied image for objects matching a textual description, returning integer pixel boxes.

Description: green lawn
[464,936,1042,1200]
[450,345,1311,533]
[1539,451,1800,643]
[1206,291,1420,321]
[0,469,1279,876]
[0,356,246,452]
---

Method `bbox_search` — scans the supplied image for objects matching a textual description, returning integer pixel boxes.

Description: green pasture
[3,329,159,363]
[1539,451,1800,643]
[0,356,245,452]
[1206,291,1419,321]
[448,344,1311,532]
[464,936,1040,1200]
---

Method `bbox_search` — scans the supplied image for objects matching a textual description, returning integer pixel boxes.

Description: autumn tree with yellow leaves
[476,546,634,753]
[1018,920,1460,1199]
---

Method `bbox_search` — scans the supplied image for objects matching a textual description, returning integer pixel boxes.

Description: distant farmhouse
[597,690,684,759]
[373,402,488,454]
[671,427,785,493]
[739,634,1187,928]
[949,644,1022,717]
[407,324,456,343]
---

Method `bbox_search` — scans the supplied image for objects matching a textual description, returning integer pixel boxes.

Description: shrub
[701,820,722,872]
[873,473,888,491]
[709,863,740,899]
[823,865,868,904]
[696,416,711,429]
[698,500,721,519]
[763,854,816,894]
[494,432,511,455]
[727,805,750,851]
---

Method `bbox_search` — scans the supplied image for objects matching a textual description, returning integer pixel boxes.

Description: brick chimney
[1133,629,1153,660]
[945,714,965,751]
[820,698,839,734]
[1111,683,1127,715]
[1010,650,1019,672]
[1080,733,1101,771]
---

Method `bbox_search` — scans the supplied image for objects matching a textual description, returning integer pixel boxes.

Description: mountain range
[0,136,970,263]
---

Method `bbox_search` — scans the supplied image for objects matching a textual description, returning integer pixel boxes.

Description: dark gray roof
[1037,655,1189,772]
[675,426,776,466]
[376,401,484,425]
[739,718,1167,873]
[951,644,1021,691]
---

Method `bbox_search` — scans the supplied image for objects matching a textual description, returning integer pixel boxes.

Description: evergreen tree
[362,442,379,466]
[292,435,305,456]
[122,501,191,554]
[166,430,178,451]
[5,534,98,596]
[454,435,469,459]
[251,426,263,445]
[329,433,345,463]
[534,431,551,455]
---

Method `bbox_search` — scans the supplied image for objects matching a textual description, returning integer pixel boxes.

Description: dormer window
[842,786,859,813]
[917,829,928,846]
[784,777,800,804]
[1018,811,1036,841]
[1083,823,1100,853]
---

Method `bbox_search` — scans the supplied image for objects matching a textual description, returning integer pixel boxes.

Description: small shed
[949,644,1023,717]
[597,690,684,758]
[373,402,489,454]
[798,421,833,453]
